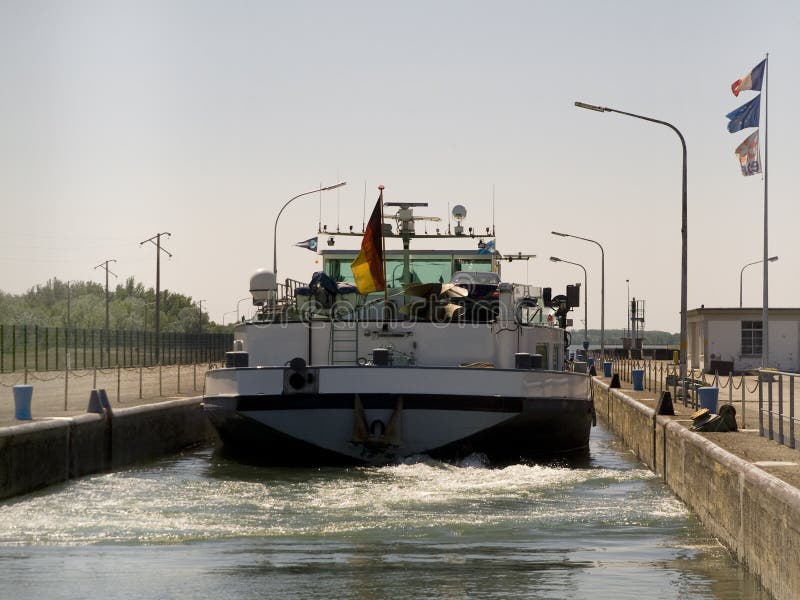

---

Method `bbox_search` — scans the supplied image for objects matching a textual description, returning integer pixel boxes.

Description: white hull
[204,365,594,465]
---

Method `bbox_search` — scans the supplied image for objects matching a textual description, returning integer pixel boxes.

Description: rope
[746,379,761,394]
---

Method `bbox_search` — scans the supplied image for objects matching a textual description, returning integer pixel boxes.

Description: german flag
[351,188,386,294]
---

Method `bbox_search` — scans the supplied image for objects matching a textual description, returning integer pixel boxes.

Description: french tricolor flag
[731,59,766,96]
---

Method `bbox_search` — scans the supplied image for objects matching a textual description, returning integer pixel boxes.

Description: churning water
[0,425,769,599]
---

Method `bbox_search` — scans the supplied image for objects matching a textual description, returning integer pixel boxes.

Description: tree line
[0,277,230,333]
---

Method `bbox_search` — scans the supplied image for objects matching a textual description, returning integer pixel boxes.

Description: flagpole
[762,53,769,367]
[379,185,389,318]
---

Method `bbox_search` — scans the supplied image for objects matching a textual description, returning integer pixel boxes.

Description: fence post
[117,365,121,404]
[741,375,746,429]
[139,366,143,399]
[24,366,28,384]
[790,375,796,450]
[193,363,197,391]
[93,366,97,390]
[34,326,39,371]
[177,363,181,395]
[64,360,69,411]
[758,372,764,436]
[159,364,162,396]
[778,374,784,446]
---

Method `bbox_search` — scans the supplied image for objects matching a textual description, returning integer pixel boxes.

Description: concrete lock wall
[0,398,209,501]
[0,420,71,500]
[592,378,800,600]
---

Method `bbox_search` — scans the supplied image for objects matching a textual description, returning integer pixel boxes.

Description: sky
[1,0,798,332]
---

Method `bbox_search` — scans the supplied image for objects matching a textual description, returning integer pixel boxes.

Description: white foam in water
[0,447,685,546]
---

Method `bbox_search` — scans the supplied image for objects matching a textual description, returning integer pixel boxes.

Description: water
[0,425,769,599]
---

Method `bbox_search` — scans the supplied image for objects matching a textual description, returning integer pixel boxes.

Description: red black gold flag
[351,189,385,294]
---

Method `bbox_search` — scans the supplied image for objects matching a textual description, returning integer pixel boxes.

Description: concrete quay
[0,368,214,501]
[593,373,800,600]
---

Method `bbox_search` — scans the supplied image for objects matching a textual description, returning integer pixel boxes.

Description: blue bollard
[697,387,719,414]
[603,361,612,378]
[13,385,33,420]
[632,369,645,391]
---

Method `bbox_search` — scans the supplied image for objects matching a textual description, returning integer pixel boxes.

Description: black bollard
[589,365,597,376]
[610,373,621,388]
[657,391,675,416]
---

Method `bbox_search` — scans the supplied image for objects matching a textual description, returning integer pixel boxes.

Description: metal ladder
[330,321,359,365]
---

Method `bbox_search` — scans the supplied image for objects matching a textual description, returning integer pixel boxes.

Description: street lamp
[273,182,347,282]
[575,100,687,400]
[222,310,237,326]
[550,256,588,346]
[626,279,631,342]
[236,296,250,322]
[552,231,604,359]
[740,256,778,308]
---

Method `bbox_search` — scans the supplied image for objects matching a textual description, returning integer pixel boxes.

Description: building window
[741,320,762,356]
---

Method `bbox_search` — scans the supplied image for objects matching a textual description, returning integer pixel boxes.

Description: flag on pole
[726,94,761,133]
[478,239,496,255]
[734,130,762,176]
[731,59,766,97]
[294,236,318,252]
[351,190,385,294]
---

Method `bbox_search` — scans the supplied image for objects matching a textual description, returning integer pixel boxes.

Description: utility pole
[94,259,118,365]
[197,299,206,333]
[140,233,172,363]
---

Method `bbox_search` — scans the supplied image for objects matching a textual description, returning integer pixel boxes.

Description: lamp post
[575,100,687,400]
[740,256,778,308]
[273,182,347,282]
[626,279,631,342]
[550,256,588,346]
[236,296,250,323]
[552,231,604,359]
[222,310,237,326]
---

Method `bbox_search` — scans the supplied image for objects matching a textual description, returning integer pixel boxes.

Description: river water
[0,425,770,599]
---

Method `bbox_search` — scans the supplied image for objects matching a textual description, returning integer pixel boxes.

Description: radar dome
[250,269,277,305]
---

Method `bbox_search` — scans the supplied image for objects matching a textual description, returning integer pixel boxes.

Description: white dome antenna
[452,205,467,235]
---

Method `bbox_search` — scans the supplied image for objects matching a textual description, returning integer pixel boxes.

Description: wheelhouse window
[741,320,762,356]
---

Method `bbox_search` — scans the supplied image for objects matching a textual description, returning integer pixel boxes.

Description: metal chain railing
[599,358,799,450]
[1,362,219,414]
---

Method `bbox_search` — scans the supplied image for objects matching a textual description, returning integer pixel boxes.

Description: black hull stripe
[217,394,590,413]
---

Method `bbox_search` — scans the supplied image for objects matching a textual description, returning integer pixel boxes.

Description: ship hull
[204,366,594,466]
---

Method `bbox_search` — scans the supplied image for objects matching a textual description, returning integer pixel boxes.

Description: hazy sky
[2,1,797,332]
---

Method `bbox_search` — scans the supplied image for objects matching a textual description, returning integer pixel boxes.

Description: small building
[687,307,800,374]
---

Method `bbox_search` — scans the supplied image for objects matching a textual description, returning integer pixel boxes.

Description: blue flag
[726,94,760,133]
[478,239,496,255]
[294,236,318,252]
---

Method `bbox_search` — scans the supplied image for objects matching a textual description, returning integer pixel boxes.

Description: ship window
[741,320,762,356]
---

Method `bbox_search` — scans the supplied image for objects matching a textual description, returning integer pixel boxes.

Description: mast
[762,53,769,367]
